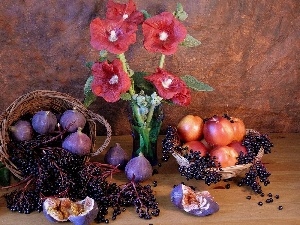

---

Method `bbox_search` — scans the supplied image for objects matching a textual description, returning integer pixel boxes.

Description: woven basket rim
[0,90,112,179]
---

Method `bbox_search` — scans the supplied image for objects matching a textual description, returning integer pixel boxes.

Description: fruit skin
[104,143,128,169]
[60,109,86,133]
[210,145,239,168]
[177,115,204,142]
[183,140,208,157]
[9,120,33,141]
[228,141,248,155]
[62,128,92,155]
[230,117,246,142]
[69,197,99,225]
[171,183,219,216]
[32,110,57,134]
[203,115,234,146]
[125,154,152,182]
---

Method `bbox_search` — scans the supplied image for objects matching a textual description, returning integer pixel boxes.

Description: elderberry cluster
[5,133,160,222]
[161,125,180,162]
[5,189,43,214]
[94,181,160,223]
[178,151,222,186]
[238,161,271,193]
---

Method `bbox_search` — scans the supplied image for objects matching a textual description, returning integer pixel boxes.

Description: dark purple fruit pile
[4,109,160,223]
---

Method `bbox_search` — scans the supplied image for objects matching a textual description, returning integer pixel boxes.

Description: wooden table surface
[0,133,299,225]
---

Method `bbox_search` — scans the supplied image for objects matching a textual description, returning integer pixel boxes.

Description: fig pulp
[60,109,86,132]
[43,196,98,225]
[9,120,33,141]
[125,154,152,182]
[171,184,219,216]
[32,110,57,134]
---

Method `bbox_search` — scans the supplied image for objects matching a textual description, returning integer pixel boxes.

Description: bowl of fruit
[0,89,112,180]
[162,114,273,193]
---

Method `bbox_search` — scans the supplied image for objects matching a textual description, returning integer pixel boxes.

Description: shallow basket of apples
[162,114,274,192]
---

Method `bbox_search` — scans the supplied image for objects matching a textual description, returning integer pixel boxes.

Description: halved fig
[171,184,219,216]
[43,196,98,225]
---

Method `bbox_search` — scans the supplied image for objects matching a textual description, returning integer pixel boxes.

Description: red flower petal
[90,18,137,54]
[106,0,144,25]
[171,88,191,106]
[142,12,187,55]
[144,68,189,102]
[91,59,131,102]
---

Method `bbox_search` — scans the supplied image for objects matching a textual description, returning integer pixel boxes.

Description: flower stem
[117,53,144,126]
[118,53,136,96]
[146,104,155,125]
[159,54,165,68]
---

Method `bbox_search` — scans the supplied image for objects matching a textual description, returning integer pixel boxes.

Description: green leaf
[0,166,10,187]
[140,10,151,19]
[181,34,201,48]
[120,93,132,101]
[132,71,154,94]
[84,92,97,108]
[99,50,108,62]
[174,3,188,21]
[181,75,214,91]
[84,76,93,95]
[83,76,97,107]
[85,61,94,69]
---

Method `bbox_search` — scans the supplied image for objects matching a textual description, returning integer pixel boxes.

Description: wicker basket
[172,129,264,180]
[0,90,112,179]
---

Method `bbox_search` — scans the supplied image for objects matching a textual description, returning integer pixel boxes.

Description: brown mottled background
[0,0,299,135]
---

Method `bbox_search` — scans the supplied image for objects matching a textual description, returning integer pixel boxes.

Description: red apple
[177,115,204,142]
[230,117,246,142]
[183,140,208,157]
[228,141,248,156]
[203,115,234,146]
[210,146,239,168]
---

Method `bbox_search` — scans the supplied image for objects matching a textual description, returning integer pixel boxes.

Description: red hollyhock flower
[142,12,187,55]
[106,0,144,25]
[171,88,191,106]
[144,68,191,106]
[91,59,131,102]
[90,18,137,54]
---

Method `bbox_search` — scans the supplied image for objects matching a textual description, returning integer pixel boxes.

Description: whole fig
[62,128,92,155]
[104,143,128,169]
[125,154,152,182]
[32,110,57,134]
[60,109,86,132]
[9,120,33,141]
[171,184,219,216]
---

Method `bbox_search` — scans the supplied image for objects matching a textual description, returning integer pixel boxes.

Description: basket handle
[88,111,112,157]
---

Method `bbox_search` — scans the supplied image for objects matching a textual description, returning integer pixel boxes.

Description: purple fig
[43,196,98,225]
[9,120,33,141]
[69,197,98,225]
[104,143,128,169]
[60,109,86,132]
[32,110,57,134]
[125,154,152,182]
[62,128,92,155]
[171,184,219,216]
